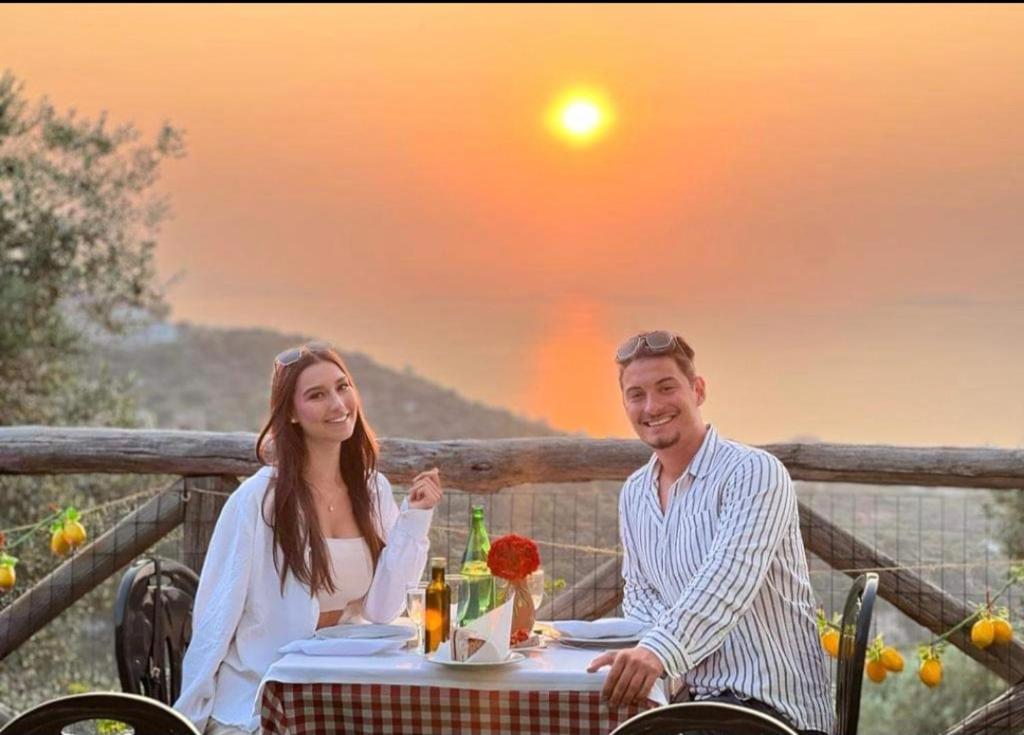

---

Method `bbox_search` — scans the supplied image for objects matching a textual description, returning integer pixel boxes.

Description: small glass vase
[507,576,536,635]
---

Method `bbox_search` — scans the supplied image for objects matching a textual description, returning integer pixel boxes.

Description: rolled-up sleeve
[174,488,256,733]
[362,473,432,623]
[639,454,795,677]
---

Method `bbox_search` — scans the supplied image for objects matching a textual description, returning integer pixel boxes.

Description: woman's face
[291,359,360,444]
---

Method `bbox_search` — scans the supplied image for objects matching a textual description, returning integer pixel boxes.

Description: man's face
[620,356,706,450]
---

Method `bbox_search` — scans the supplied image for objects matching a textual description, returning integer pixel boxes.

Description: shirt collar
[689,424,719,479]
[645,423,720,488]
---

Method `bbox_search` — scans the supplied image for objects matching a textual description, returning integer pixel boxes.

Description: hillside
[106,322,558,439]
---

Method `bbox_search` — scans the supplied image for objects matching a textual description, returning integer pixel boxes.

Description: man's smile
[642,414,677,428]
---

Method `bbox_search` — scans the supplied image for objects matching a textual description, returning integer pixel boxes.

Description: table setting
[257,517,666,734]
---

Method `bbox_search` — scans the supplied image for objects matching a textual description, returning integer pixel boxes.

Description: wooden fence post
[182,476,239,576]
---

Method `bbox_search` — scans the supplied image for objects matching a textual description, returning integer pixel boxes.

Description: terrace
[1,426,1023,733]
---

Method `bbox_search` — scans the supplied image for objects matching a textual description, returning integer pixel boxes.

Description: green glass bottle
[459,505,496,624]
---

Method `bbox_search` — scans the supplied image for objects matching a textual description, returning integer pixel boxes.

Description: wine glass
[405,584,427,654]
[528,569,545,610]
[447,574,464,632]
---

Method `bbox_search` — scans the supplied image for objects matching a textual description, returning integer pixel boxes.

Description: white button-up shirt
[621,425,834,733]
[174,466,432,733]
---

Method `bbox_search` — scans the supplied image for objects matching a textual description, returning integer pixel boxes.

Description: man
[587,330,833,735]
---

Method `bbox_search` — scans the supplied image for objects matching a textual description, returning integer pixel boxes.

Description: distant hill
[105,322,558,439]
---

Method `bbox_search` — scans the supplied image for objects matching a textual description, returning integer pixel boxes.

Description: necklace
[310,481,342,512]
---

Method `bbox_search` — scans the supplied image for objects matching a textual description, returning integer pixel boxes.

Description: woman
[175,342,442,734]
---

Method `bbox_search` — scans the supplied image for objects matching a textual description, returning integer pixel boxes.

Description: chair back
[834,572,879,735]
[0,692,200,735]
[113,557,199,706]
[609,701,800,735]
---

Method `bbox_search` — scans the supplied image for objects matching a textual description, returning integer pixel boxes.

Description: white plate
[555,636,640,649]
[511,642,548,653]
[315,623,415,641]
[511,636,550,653]
[427,652,526,669]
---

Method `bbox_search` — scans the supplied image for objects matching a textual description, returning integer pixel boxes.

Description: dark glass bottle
[424,559,451,653]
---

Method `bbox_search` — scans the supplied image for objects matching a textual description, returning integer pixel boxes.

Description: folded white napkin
[553,618,647,640]
[277,638,406,656]
[315,623,415,641]
[430,599,514,664]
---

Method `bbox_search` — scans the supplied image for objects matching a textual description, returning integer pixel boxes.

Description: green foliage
[987,490,1024,561]
[96,720,132,735]
[0,69,184,425]
[0,69,184,715]
[544,577,567,593]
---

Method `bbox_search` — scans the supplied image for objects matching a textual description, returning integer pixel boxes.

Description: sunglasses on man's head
[274,341,332,368]
[615,331,687,362]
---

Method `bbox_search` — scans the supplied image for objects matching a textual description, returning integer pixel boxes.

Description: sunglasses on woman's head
[274,341,332,368]
[615,331,686,363]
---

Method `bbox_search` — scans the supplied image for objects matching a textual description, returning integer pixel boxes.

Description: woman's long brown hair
[256,345,385,597]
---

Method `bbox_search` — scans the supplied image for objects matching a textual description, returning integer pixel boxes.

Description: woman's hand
[408,468,443,510]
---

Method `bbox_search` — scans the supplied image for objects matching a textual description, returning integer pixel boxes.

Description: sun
[547,89,613,146]
[562,100,601,136]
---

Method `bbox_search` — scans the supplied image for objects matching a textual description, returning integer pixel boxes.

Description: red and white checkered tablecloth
[260,681,652,735]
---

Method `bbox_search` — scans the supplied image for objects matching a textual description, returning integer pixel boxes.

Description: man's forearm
[623,581,668,626]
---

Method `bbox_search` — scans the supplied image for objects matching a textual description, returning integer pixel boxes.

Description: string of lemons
[817,564,1024,688]
[0,506,90,594]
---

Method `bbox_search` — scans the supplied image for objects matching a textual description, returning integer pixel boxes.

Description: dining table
[258,636,668,735]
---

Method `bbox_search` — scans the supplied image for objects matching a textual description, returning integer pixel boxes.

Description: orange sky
[4,4,1024,446]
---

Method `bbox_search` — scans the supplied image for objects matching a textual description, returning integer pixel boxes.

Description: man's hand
[587,646,664,708]
[408,468,443,510]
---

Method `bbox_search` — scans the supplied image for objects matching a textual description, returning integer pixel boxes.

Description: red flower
[487,534,541,581]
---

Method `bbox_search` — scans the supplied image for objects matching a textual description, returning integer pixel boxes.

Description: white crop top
[317,537,373,613]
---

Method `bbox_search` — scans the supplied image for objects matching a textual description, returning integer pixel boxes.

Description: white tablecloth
[260,644,669,706]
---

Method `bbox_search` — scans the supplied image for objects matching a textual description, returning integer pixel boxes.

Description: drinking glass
[405,584,427,654]
[528,569,545,610]
[447,573,464,633]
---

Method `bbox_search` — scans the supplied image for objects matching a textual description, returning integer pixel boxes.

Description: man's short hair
[615,331,697,383]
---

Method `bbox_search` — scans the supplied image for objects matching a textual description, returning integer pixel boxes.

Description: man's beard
[643,431,681,451]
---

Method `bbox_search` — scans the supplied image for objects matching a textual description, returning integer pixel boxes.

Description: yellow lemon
[992,618,1014,645]
[51,529,70,557]
[865,660,888,683]
[919,659,943,688]
[880,646,904,673]
[971,618,995,649]
[62,521,87,548]
[0,565,14,592]
[820,630,840,659]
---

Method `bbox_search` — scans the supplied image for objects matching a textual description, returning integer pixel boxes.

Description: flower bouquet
[487,534,541,643]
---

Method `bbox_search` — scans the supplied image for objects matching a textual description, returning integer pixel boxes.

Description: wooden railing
[4,426,1024,489]
[2,426,1024,734]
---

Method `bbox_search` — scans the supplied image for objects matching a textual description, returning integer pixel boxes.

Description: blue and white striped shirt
[621,425,834,733]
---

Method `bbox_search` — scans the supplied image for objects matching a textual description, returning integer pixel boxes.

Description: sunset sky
[4,4,1023,446]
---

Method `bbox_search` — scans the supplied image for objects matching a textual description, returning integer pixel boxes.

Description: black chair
[113,557,199,707]
[609,701,799,735]
[609,572,880,735]
[0,692,200,735]
[834,572,878,735]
